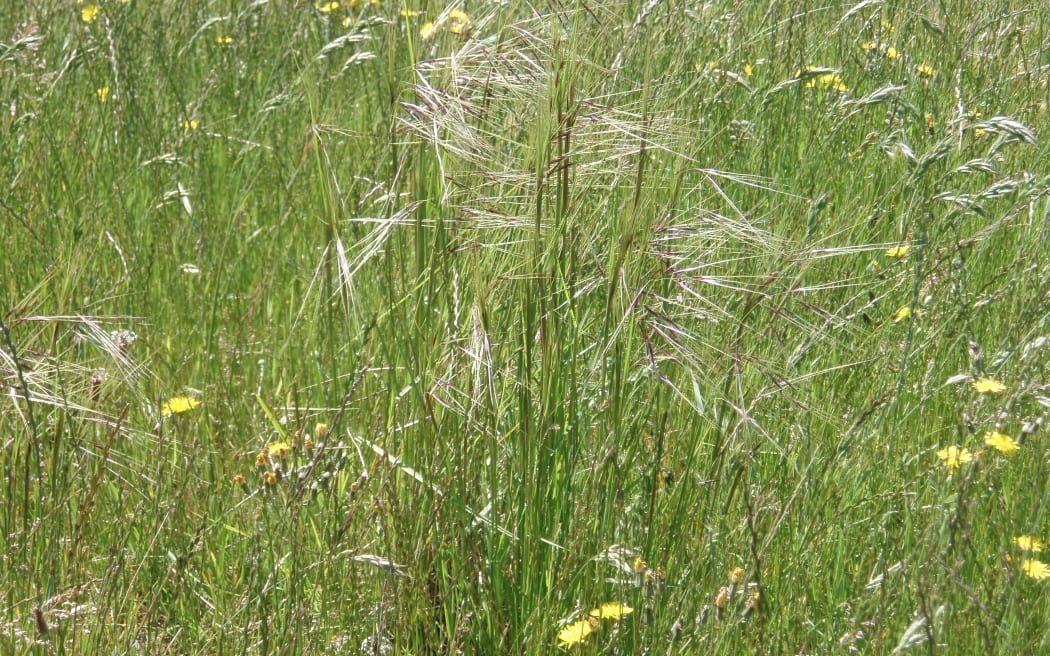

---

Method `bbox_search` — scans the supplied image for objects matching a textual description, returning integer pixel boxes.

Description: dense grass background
[3,0,1050,653]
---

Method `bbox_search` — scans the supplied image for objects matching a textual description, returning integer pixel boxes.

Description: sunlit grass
[3,1,1050,653]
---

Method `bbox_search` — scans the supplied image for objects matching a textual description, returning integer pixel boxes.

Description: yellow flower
[233,473,246,486]
[161,395,200,416]
[180,119,200,130]
[316,1,341,12]
[255,450,268,467]
[972,378,1006,394]
[96,86,110,103]
[880,19,894,34]
[885,46,900,60]
[893,306,912,322]
[557,618,597,647]
[263,471,278,486]
[1023,559,1050,580]
[742,63,753,77]
[916,62,935,78]
[714,586,730,608]
[885,244,910,258]
[267,441,292,459]
[1015,536,1045,553]
[315,422,328,439]
[420,21,437,39]
[936,445,973,471]
[801,67,846,92]
[448,9,470,35]
[984,431,1020,455]
[215,35,233,45]
[633,557,647,573]
[861,41,877,52]
[729,566,745,584]
[81,4,100,22]
[588,602,633,620]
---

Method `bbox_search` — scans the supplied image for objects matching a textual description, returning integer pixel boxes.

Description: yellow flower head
[316,1,341,12]
[633,557,647,573]
[263,471,278,486]
[557,618,598,647]
[233,473,246,486]
[256,450,268,467]
[972,378,1006,394]
[893,306,912,322]
[729,566,745,584]
[96,86,110,103]
[448,10,470,35]
[180,119,200,130]
[162,395,200,416]
[936,445,973,471]
[267,441,292,460]
[1015,536,1045,553]
[1023,558,1050,580]
[588,602,633,620]
[916,62,936,78]
[984,431,1020,455]
[420,21,437,39]
[215,35,233,45]
[885,46,900,60]
[315,422,329,439]
[81,4,100,22]
[885,244,910,258]
[714,585,730,609]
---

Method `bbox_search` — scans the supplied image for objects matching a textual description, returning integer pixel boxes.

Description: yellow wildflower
[557,618,598,647]
[588,602,633,620]
[1023,559,1050,580]
[81,4,100,22]
[729,566,745,584]
[215,35,233,45]
[633,557,647,573]
[263,471,278,486]
[885,46,900,60]
[984,431,1020,455]
[916,62,935,78]
[316,1,341,12]
[448,10,470,35]
[972,378,1006,394]
[233,473,246,486]
[714,586,730,609]
[267,441,292,459]
[893,306,912,322]
[885,244,910,258]
[742,63,753,77]
[96,86,110,103]
[180,119,200,130]
[256,451,268,467]
[936,445,973,471]
[420,21,437,39]
[161,395,200,416]
[315,422,329,439]
[1015,536,1045,553]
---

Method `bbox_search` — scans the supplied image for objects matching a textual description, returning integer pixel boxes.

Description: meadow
[2,0,1050,653]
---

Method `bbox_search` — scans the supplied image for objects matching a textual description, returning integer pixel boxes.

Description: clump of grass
[2,1,1050,654]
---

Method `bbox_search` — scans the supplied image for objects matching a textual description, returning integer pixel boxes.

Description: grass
[3,0,1050,653]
